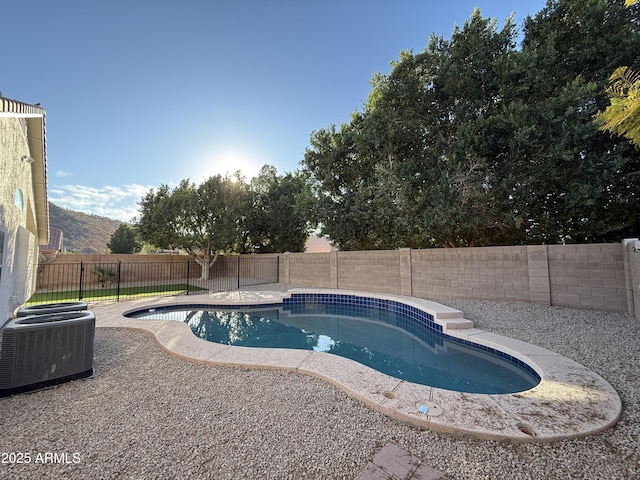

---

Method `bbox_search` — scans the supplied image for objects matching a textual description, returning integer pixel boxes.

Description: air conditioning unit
[0,311,95,397]
[16,301,88,317]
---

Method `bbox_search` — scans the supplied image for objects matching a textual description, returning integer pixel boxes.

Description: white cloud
[48,183,154,222]
[55,170,74,178]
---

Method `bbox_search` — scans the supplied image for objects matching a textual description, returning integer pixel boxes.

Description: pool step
[436,317,474,331]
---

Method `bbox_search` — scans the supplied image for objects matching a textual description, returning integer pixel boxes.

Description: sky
[3,0,547,222]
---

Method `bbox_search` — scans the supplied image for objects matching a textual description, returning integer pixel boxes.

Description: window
[14,189,24,211]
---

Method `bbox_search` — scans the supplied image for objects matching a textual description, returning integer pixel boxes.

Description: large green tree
[303,1,640,249]
[406,11,519,246]
[508,0,640,242]
[245,165,312,253]
[107,224,140,254]
[304,9,521,248]
[304,119,416,250]
[136,173,248,279]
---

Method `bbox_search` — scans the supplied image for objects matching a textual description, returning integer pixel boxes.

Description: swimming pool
[125,293,540,394]
[104,289,622,441]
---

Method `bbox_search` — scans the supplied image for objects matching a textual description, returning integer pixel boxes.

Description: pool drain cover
[416,401,443,417]
[383,391,398,399]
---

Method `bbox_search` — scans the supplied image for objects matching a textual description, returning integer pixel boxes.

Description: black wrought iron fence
[29,255,279,305]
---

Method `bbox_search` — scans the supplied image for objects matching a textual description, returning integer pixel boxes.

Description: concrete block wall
[285,252,332,287]
[410,245,537,303]
[282,241,639,319]
[526,245,551,304]
[548,243,627,312]
[232,253,280,282]
[336,250,401,294]
[26,244,640,319]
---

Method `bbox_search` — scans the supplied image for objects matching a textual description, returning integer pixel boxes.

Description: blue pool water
[127,296,540,394]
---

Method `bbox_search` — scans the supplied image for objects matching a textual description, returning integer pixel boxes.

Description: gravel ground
[0,284,638,479]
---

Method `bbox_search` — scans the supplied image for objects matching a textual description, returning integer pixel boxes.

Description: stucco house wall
[0,98,48,324]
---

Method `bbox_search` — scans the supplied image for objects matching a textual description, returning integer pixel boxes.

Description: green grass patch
[26,284,208,304]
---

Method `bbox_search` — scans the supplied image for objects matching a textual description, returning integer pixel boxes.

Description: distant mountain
[48,203,122,254]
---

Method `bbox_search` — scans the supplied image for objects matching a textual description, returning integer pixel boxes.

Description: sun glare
[191,147,264,182]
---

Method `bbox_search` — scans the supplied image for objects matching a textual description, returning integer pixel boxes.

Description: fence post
[526,245,551,305]
[78,262,84,300]
[330,251,338,289]
[237,256,241,289]
[186,261,190,295]
[116,261,121,302]
[623,238,640,320]
[399,248,412,296]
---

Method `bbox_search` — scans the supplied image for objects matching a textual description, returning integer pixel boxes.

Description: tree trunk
[193,252,219,281]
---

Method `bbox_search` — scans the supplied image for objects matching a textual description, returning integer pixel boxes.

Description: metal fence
[29,255,280,304]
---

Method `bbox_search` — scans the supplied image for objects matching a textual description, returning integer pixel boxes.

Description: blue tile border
[283,293,439,329]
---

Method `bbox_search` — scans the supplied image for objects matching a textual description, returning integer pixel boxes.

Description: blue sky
[3,0,546,221]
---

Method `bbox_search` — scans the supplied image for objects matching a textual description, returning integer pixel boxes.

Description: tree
[510,0,640,243]
[136,173,249,280]
[107,224,140,254]
[304,121,412,250]
[595,0,640,148]
[303,1,640,248]
[245,165,312,253]
[595,66,640,147]
[405,10,520,246]
[303,9,520,248]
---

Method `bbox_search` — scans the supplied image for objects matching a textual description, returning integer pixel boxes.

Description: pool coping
[90,288,622,443]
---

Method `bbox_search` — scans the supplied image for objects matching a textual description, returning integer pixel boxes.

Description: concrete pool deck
[91,288,621,443]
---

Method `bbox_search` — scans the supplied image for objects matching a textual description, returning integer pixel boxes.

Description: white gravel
[0,284,638,479]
